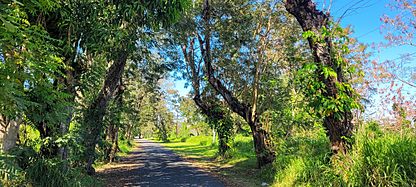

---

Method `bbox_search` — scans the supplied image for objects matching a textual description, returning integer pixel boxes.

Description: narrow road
[98,139,225,187]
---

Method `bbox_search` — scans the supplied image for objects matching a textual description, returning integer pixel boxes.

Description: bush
[119,139,133,153]
[0,153,26,186]
[26,158,99,187]
[1,146,99,187]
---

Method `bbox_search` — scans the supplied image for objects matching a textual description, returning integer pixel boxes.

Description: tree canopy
[1,0,415,186]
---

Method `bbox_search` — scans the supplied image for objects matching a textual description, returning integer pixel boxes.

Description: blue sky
[328,0,415,118]
[172,0,415,119]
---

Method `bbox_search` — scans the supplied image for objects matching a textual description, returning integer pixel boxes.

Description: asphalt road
[99,139,225,187]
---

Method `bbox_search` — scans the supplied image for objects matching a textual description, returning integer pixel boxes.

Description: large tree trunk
[83,51,128,175]
[285,0,353,153]
[58,66,77,161]
[107,123,119,163]
[249,120,275,166]
[38,121,60,157]
[199,0,275,167]
[59,106,72,164]
[0,116,21,152]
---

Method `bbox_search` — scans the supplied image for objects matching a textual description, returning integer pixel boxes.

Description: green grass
[161,123,416,187]
[270,122,416,187]
[94,139,135,168]
[335,123,416,186]
[161,135,270,186]
[117,139,135,157]
[161,136,218,161]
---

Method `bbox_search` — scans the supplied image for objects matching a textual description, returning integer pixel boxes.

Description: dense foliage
[1,0,414,186]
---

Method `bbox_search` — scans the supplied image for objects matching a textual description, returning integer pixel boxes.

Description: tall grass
[272,122,416,186]
[272,124,338,186]
[185,135,214,146]
[228,135,254,159]
[336,122,416,186]
[164,122,416,186]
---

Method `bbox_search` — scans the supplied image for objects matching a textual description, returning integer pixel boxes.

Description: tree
[285,0,361,153]
[179,35,232,154]
[69,0,189,174]
[0,0,66,153]
[168,0,233,155]
[199,0,293,167]
[172,0,307,166]
[381,0,415,48]
[371,0,416,124]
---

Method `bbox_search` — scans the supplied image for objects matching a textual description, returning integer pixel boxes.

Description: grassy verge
[160,135,272,187]
[117,139,136,157]
[95,139,136,169]
[161,124,416,186]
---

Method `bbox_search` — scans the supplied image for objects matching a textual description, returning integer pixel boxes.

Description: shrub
[1,146,99,187]
[0,153,26,186]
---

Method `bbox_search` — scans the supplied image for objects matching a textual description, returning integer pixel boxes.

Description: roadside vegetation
[162,123,416,186]
[1,0,415,186]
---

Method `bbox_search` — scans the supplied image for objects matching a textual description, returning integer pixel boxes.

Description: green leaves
[0,154,23,181]
[0,1,66,119]
[322,66,337,79]
[302,30,315,39]
[297,60,361,120]
[0,16,17,32]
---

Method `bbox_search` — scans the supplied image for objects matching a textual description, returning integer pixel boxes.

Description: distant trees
[3,0,414,185]
[0,0,189,180]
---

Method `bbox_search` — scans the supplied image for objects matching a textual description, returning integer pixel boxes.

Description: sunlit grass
[160,135,268,187]
[161,124,416,186]
[117,139,135,157]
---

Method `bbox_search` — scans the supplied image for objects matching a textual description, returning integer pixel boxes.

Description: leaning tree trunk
[285,0,353,154]
[83,51,128,175]
[199,0,275,167]
[181,34,231,156]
